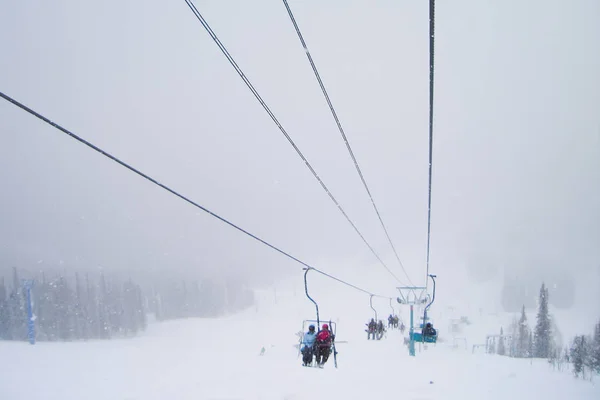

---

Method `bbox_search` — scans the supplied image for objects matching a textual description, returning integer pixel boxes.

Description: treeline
[0,267,255,343]
[487,282,600,378]
[569,320,600,379]
[0,267,146,341]
[148,278,255,321]
[488,283,556,358]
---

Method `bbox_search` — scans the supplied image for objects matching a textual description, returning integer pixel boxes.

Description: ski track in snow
[0,281,598,400]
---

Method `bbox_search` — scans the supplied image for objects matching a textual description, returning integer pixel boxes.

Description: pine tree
[34,279,51,340]
[563,346,570,363]
[74,272,89,340]
[0,277,6,301]
[497,327,506,356]
[6,267,26,340]
[534,283,552,358]
[516,305,530,358]
[509,315,519,357]
[591,320,600,374]
[54,276,74,341]
[548,347,559,370]
[106,279,123,336]
[135,284,147,331]
[0,277,9,340]
[98,273,111,339]
[488,337,496,354]
[86,273,101,339]
[8,287,26,340]
[571,335,588,377]
[12,267,20,294]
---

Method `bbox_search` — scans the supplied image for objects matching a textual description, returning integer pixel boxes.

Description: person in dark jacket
[423,322,437,337]
[376,320,385,340]
[366,318,377,340]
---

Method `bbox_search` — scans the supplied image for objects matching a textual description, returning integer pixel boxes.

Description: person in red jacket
[314,324,334,367]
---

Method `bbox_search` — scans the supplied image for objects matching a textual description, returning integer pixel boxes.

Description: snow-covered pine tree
[497,327,506,356]
[85,273,100,339]
[548,347,558,370]
[74,272,89,340]
[509,315,519,357]
[0,277,9,339]
[98,272,111,339]
[571,335,585,377]
[516,305,530,358]
[528,331,534,358]
[7,267,26,340]
[561,346,570,371]
[592,320,600,374]
[136,284,147,331]
[534,283,552,358]
[556,347,566,371]
[489,337,496,354]
[571,335,594,378]
[55,276,75,341]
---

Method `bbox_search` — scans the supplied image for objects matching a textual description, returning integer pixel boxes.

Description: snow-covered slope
[0,276,597,400]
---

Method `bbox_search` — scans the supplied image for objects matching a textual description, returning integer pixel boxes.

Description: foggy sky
[1,1,598,297]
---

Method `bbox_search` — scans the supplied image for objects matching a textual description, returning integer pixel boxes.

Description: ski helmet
[322,323,329,330]
[308,325,315,331]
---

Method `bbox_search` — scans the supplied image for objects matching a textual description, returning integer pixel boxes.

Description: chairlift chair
[299,268,338,368]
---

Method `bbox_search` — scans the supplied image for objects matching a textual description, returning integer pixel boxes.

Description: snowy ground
[1,279,598,400]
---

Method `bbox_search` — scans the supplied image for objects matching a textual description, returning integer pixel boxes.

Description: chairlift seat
[410,331,438,343]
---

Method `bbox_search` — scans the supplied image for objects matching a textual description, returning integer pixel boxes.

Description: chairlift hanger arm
[369,294,377,320]
[424,274,437,312]
[303,268,320,327]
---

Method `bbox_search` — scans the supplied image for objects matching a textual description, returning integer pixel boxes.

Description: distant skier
[388,314,394,329]
[314,324,333,367]
[301,325,317,366]
[400,322,406,334]
[366,318,377,340]
[393,315,399,329]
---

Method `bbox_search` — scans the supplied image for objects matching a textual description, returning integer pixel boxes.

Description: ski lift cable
[183,0,407,287]
[282,0,414,287]
[309,267,390,298]
[425,0,435,290]
[0,90,395,302]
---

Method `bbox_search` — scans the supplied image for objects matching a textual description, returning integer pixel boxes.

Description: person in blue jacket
[301,325,317,366]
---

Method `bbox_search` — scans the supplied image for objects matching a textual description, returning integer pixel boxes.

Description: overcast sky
[1,1,598,301]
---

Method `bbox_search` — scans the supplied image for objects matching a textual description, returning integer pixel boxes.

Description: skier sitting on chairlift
[388,314,394,328]
[423,322,436,337]
[301,325,317,366]
[314,324,334,367]
[366,318,377,340]
[377,320,385,334]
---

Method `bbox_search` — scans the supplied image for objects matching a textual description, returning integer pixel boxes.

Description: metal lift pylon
[396,286,428,356]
